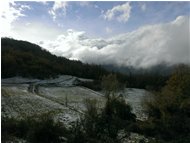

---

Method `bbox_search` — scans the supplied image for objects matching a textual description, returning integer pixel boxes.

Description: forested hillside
[1,38,108,79]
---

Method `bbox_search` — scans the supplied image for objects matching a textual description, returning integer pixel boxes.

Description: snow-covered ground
[1,75,92,86]
[2,76,149,125]
[122,88,149,120]
[1,76,151,143]
[1,84,79,125]
[38,86,105,111]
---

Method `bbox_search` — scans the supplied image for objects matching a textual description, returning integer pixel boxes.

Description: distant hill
[1,38,108,79]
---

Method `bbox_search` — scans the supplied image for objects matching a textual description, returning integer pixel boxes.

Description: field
[2,76,149,123]
[2,76,150,142]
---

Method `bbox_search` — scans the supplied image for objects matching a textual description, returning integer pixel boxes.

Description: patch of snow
[2,77,40,84]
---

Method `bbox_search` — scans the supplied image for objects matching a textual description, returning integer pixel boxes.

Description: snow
[2,75,93,86]
[1,85,76,124]
[123,88,149,120]
[38,86,105,111]
[1,77,40,84]
[2,76,149,127]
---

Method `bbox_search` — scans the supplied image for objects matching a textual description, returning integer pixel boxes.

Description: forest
[1,38,108,79]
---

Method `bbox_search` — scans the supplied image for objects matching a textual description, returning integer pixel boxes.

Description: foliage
[77,80,102,91]
[1,37,108,79]
[2,114,69,143]
[141,65,190,142]
[124,72,169,90]
[102,74,119,93]
[71,75,137,143]
[78,96,136,143]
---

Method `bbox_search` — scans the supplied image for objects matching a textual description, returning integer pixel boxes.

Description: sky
[1,1,190,68]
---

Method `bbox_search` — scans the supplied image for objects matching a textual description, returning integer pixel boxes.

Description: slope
[1,38,108,79]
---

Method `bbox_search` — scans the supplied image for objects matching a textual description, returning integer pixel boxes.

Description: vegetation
[124,72,169,90]
[2,114,68,143]
[104,64,171,90]
[1,37,108,79]
[66,74,136,143]
[140,65,190,142]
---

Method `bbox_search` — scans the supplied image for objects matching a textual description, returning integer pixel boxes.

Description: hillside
[1,38,108,79]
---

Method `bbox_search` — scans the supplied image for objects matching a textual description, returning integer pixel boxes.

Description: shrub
[2,114,68,143]
[80,96,136,143]
[142,65,190,141]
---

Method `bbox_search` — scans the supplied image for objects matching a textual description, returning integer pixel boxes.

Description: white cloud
[0,1,31,38]
[13,22,63,43]
[53,1,67,11]
[141,3,146,12]
[105,27,113,33]
[94,5,99,9]
[104,2,131,23]
[49,1,68,21]
[38,1,48,5]
[40,16,190,68]
[79,1,90,7]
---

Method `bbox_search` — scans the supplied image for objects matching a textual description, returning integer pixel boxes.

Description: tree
[143,65,190,142]
[102,74,119,98]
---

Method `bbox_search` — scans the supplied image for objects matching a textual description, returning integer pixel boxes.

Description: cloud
[79,1,90,7]
[0,1,31,37]
[103,2,131,23]
[38,1,48,5]
[40,16,190,68]
[0,1,63,43]
[105,27,113,33]
[94,5,99,9]
[49,1,68,21]
[141,3,146,12]
[13,22,63,43]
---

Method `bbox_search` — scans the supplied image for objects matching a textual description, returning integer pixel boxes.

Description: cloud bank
[39,16,190,68]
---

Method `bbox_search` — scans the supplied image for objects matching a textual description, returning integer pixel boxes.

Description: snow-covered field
[38,86,105,111]
[122,88,149,120]
[1,76,149,126]
[1,84,79,125]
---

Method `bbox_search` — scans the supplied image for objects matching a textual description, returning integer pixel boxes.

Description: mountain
[1,38,108,79]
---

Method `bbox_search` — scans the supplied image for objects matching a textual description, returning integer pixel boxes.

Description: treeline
[122,73,169,90]
[1,38,108,79]
[79,73,169,91]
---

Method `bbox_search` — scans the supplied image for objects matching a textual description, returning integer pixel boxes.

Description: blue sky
[1,1,190,67]
[8,1,190,38]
